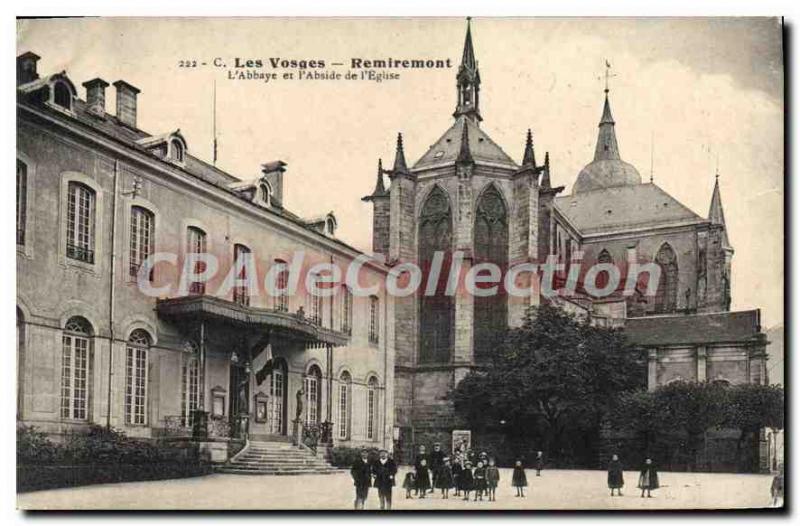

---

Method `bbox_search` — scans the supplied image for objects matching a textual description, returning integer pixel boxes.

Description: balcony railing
[67,243,94,264]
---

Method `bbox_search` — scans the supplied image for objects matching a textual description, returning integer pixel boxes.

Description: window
[170,140,184,163]
[181,347,200,428]
[596,249,613,290]
[473,185,508,362]
[268,359,286,434]
[125,329,150,425]
[53,81,72,110]
[129,206,155,279]
[187,227,207,295]
[369,295,380,344]
[418,186,454,363]
[366,377,379,441]
[338,371,351,440]
[307,274,323,325]
[260,184,271,207]
[66,182,96,264]
[17,160,27,246]
[61,317,93,420]
[654,243,679,314]
[273,259,289,312]
[340,286,353,335]
[304,365,322,426]
[233,244,251,306]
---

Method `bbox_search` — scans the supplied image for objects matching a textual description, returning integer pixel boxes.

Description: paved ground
[18,467,777,511]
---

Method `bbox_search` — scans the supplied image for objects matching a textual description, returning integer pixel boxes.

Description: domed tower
[364,18,560,451]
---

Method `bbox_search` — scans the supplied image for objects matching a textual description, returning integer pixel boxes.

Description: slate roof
[17,76,343,239]
[624,310,763,347]
[413,116,518,170]
[554,183,706,236]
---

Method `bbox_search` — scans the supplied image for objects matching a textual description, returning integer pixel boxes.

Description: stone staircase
[216,440,341,475]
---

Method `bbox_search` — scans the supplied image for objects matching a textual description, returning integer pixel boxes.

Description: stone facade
[16,53,395,458]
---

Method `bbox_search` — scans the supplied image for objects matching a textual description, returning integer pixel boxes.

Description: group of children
[402,444,539,502]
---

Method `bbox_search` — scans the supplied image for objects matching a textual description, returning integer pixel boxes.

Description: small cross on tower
[604,59,616,94]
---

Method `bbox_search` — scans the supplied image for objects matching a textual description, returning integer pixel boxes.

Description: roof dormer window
[53,81,72,110]
[170,139,184,163]
[259,183,272,207]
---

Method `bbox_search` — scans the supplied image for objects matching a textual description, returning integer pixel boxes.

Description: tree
[724,383,784,472]
[607,390,663,455]
[653,380,729,471]
[452,304,645,465]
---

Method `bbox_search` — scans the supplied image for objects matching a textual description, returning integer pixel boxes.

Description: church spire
[541,151,552,189]
[708,172,731,249]
[594,90,620,162]
[362,158,389,201]
[521,129,537,168]
[453,17,482,123]
[456,121,474,165]
[391,133,410,176]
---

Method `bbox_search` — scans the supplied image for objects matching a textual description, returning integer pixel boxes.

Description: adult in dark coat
[637,458,659,498]
[429,443,446,493]
[372,449,397,510]
[435,457,455,499]
[607,454,624,496]
[350,449,373,510]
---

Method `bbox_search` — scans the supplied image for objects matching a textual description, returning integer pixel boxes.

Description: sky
[17,17,784,327]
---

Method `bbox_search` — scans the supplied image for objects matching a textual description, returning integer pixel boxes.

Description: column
[647,348,658,391]
[696,346,707,382]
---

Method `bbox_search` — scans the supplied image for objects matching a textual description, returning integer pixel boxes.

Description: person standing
[415,458,431,498]
[473,460,487,501]
[486,457,500,502]
[413,445,428,496]
[372,449,397,510]
[350,449,373,510]
[607,454,624,496]
[436,456,455,499]
[461,460,474,501]
[512,459,528,497]
[535,451,544,476]
[430,442,445,493]
[770,465,784,507]
[637,458,659,498]
[452,454,464,496]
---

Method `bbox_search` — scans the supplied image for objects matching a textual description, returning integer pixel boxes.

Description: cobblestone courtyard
[18,467,778,510]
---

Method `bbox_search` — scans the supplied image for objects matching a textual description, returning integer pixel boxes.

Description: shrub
[17,425,59,465]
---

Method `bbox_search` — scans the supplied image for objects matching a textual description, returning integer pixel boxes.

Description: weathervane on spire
[603,59,615,94]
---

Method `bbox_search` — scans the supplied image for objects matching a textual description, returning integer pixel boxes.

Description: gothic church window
[654,243,679,314]
[473,185,508,361]
[418,186,454,364]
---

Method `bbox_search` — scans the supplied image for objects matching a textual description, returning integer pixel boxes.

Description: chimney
[113,80,140,128]
[17,52,41,85]
[82,78,109,116]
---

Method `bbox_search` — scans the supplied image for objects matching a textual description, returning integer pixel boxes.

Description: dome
[573,159,642,194]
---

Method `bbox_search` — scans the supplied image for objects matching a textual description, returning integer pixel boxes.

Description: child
[416,458,431,499]
[461,460,474,501]
[512,459,528,497]
[486,457,500,502]
[535,451,544,476]
[452,455,463,496]
[436,457,455,499]
[403,467,417,499]
[473,460,487,501]
[607,454,624,497]
[637,458,659,498]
